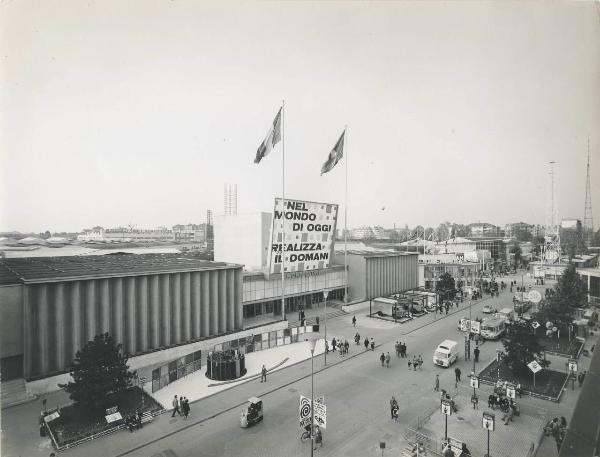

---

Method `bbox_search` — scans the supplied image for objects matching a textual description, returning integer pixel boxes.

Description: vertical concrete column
[218,270,227,333]
[149,275,160,349]
[181,272,191,342]
[85,280,97,342]
[210,271,219,335]
[112,278,124,347]
[201,272,210,337]
[23,286,32,380]
[161,275,171,346]
[54,282,66,372]
[191,272,201,339]
[226,270,235,331]
[100,278,110,334]
[234,269,243,329]
[137,276,148,352]
[125,277,136,355]
[171,274,182,343]
[37,284,49,376]
[69,282,82,359]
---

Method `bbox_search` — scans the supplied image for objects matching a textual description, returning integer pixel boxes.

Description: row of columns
[23,268,243,380]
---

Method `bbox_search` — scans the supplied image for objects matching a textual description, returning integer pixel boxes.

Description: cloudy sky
[1,1,599,233]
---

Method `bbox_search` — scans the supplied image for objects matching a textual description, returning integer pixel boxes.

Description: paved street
[3,273,590,457]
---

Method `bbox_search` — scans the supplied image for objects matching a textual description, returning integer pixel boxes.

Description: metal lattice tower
[584,138,594,247]
[224,183,238,216]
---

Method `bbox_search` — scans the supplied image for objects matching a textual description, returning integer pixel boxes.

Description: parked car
[483,305,497,314]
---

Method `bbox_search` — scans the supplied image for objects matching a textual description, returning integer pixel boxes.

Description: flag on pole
[320,130,345,175]
[254,108,282,164]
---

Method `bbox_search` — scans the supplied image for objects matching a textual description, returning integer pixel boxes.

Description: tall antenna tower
[584,138,594,247]
[224,183,238,215]
[543,162,561,263]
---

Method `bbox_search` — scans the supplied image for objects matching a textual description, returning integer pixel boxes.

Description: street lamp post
[308,339,316,457]
[324,291,329,366]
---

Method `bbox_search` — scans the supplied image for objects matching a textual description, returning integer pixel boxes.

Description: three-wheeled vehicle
[240,397,263,428]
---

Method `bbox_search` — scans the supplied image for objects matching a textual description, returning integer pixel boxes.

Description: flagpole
[344,125,348,303]
[282,100,286,321]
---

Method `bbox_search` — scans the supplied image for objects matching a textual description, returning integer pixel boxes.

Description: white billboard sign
[471,320,481,335]
[269,198,339,274]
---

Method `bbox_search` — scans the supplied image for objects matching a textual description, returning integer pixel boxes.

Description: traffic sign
[528,360,542,374]
[470,376,480,389]
[506,384,516,399]
[568,359,578,373]
[441,399,452,416]
[483,412,495,431]
[313,402,327,429]
[528,290,542,304]
[531,321,540,329]
[299,395,311,427]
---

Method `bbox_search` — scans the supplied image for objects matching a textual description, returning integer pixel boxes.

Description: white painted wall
[214,213,272,270]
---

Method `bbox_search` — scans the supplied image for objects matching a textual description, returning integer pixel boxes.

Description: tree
[502,321,549,376]
[509,244,522,268]
[59,333,136,410]
[534,264,587,330]
[593,228,600,247]
[436,272,456,301]
[514,229,533,242]
[435,223,450,241]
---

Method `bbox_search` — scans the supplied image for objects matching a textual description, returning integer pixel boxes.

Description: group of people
[364,337,375,351]
[408,354,424,371]
[329,337,350,356]
[379,352,391,367]
[171,394,191,419]
[394,341,408,357]
[545,417,568,451]
[124,410,143,432]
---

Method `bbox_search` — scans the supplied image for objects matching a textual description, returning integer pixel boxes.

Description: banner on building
[269,198,339,274]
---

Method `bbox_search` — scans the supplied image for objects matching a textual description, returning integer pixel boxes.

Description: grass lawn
[47,386,163,447]
[537,335,583,358]
[478,360,568,400]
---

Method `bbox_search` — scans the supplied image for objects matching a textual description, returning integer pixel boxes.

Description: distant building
[418,253,482,290]
[505,222,534,238]
[77,227,104,241]
[102,227,174,242]
[172,223,206,243]
[560,218,584,256]
[469,223,503,238]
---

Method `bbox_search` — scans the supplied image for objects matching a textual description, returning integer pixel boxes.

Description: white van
[433,340,459,367]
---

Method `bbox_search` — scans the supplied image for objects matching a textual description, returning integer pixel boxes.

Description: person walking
[412,355,418,371]
[370,337,375,351]
[385,352,391,368]
[434,374,440,391]
[390,396,399,420]
[578,372,584,387]
[171,395,181,417]
[364,337,369,351]
[455,367,461,382]
[395,341,401,358]
[401,342,407,358]
[417,354,423,370]
[182,397,190,419]
[355,332,361,345]
[380,352,385,367]
[332,338,337,352]
[473,346,480,363]
[352,315,356,327]
[261,364,267,382]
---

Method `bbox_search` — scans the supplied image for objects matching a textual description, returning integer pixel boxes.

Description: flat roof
[340,250,417,258]
[0,253,239,285]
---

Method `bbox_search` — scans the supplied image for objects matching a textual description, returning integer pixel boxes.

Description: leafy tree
[514,229,533,242]
[59,333,136,410]
[509,244,522,268]
[436,272,456,301]
[593,228,600,247]
[534,264,587,330]
[502,321,549,376]
[436,224,450,241]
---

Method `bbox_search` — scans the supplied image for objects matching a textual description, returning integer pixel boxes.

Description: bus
[480,317,507,340]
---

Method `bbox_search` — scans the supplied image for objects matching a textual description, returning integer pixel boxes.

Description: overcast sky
[2,1,599,233]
